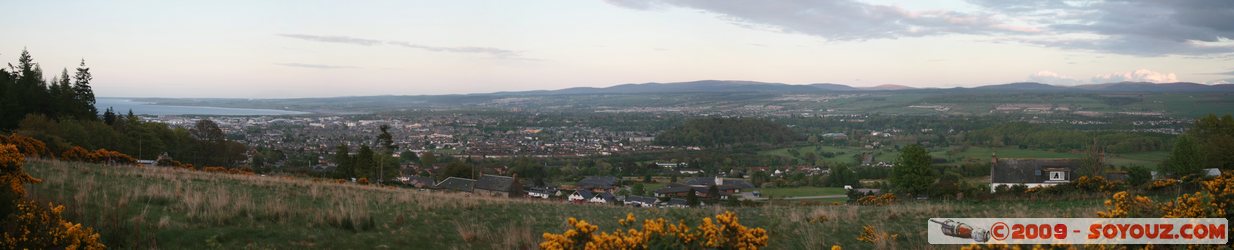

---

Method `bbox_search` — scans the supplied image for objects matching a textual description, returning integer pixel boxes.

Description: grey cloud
[278,34,384,46]
[278,34,526,59]
[606,0,1037,41]
[968,0,1234,56]
[385,41,519,58]
[606,0,1234,56]
[275,63,357,69]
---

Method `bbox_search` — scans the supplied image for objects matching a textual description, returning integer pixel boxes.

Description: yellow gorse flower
[540,211,768,250]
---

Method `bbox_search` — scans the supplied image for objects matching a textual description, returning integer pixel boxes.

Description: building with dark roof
[475,174,522,198]
[990,156,1083,192]
[576,176,619,193]
[435,177,476,193]
[589,192,617,204]
[568,190,594,203]
[404,176,436,189]
[666,198,689,208]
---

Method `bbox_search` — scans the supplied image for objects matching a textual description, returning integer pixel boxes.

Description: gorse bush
[539,211,769,250]
[1098,172,1232,240]
[1,144,104,249]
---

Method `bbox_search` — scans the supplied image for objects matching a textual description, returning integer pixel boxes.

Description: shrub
[0,134,49,158]
[61,146,91,162]
[856,193,896,206]
[539,211,768,250]
[0,143,105,249]
[87,149,136,165]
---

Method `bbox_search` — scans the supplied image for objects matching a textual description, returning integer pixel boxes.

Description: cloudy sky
[2,0,1232,98]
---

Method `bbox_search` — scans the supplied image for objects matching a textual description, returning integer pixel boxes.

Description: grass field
[760,145,1168,169]
[24,159,1108,249]
[758,187,847,198]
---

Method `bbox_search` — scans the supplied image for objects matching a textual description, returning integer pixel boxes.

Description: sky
[2,0,1233,98]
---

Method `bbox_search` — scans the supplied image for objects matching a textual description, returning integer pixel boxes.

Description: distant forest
[655,117,801,147]
[0,50,245,167]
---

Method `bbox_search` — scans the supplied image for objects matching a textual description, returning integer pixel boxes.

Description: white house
[990,157,1083,193]
[568,190,593,203]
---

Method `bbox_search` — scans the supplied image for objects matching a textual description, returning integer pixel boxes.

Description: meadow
[24,159,1107,249]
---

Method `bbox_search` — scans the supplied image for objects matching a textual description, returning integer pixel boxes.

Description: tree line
[1,49,97,129]
[1,49,246,167]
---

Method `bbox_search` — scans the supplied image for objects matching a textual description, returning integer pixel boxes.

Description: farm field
[760,145,1168,168]
[23,159,1107,249]
[757,187,847,198]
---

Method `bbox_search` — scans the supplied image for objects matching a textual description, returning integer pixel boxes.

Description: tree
[707,184,720,201]
[420,151,437,167]
[400,150,419,164]
[890,144,936,197]
[1127,166,1151,187]
[632,183,645,196]
[72,59,96,120]
[1162,135,1204,177]
[333,145,353,178]
[827,164,858,187]
[442,161,474,180]
[686,188,700,207]
[190,119,224,142]
[354,145,375,178]
[102,107,116,125]
[1189,114,1234,170]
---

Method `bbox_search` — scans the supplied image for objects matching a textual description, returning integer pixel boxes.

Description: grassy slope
[25,160,1105,249]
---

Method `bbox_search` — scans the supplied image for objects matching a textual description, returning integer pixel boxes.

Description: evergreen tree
[354,145,375,178]
[72,59,96,119]
[686,188,700,207]
[102,107,116,125]
[890,144,936,197]
[333,144,353,178]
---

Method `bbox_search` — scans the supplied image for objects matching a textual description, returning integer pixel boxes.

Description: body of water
[95,98,308,116]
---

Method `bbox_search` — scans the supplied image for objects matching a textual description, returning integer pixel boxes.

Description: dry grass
[22,159,1107,249]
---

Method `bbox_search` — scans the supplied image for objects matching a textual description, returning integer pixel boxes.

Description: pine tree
[354,145,375,178]
[333,144,353,178]
[102,107,116,125]
[72,59,96,119]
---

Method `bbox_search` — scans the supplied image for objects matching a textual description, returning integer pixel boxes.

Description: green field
[761,145,1168,168]
[758,187,847,198]
[23,159,1107,249]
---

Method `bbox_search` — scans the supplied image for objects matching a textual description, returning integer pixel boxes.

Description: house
[684,176,755,199]
[474,174,522,198]
[653,184,694,198]
[403,176,436,188]
[589,192,617,204]
[666,198,690,208]
[624,195,658,207]
[527,187,558,199]
[435,177,476,193]
[990,156,1083,192]
[568,190,594,203]
[576,176,619,193]
[676,168,705,174]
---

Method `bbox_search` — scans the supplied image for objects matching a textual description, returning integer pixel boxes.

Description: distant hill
[507,80,1234,96]
[1072,82,1217,92]
[860,84,915,91]
[971,82,1071,91]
